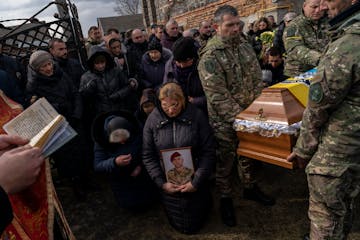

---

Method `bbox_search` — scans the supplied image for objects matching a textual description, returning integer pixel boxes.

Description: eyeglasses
[161,102,180,112]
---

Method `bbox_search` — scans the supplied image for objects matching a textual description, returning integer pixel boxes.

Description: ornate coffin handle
[255,108,267,121]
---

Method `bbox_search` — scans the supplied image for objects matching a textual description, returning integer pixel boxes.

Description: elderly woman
[26,50,87,199]
[92,111,158,210]
[142,82,215,234]
[139,39,172,90]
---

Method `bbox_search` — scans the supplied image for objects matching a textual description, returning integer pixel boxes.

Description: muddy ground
[56,163,360,240]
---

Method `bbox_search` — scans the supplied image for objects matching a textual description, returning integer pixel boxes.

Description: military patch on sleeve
[204,59,216,74]
[309,82,324,103]
[286,27,296,37]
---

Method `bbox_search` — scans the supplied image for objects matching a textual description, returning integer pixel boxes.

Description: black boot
[243,184,275,206]
[220,197,236,227]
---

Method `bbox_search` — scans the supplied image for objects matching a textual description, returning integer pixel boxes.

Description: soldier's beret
[170,152,181,162]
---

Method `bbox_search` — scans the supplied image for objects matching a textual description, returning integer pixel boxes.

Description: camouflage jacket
[167,167,193,185]
[198,35,263,128]
[294,7,360,175]
[283,14,329,77]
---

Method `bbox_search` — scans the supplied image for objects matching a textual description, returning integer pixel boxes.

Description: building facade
[142,0,302,30]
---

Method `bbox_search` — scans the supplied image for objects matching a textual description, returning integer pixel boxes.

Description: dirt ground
[56,163,360,240]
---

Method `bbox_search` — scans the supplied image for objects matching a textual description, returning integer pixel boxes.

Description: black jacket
[0,186,12,235]
[126,41,148,78]
[142,104,215,233]
[163,58,207,115]
[54,57,84,89]
[80,47,138,115]
[26,66,82,120]
[139,48,172,90]
[92,111,158,209]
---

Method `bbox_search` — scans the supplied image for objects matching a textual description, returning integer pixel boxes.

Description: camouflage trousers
[214,127,255,196]
[307,169,360,240]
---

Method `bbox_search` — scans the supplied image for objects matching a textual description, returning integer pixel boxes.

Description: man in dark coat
[161,19,182,51]
[126,29,148,79]
[49,38,85,89]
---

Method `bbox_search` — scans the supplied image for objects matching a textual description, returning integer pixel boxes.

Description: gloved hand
[287,152,310,169]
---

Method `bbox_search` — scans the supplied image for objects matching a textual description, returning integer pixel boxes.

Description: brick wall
[146,0,301,30]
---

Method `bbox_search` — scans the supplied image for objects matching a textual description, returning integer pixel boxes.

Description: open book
[2,97,77,157]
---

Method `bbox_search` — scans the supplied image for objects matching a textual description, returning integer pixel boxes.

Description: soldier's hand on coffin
[286,152,309,169]
[162,182,180,194]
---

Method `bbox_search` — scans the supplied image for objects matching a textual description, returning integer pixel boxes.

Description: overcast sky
[0,0,119,37]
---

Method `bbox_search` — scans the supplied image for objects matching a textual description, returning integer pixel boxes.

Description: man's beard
[221,34,241,45]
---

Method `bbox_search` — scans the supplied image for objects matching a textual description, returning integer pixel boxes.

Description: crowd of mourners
[1,0,360,239]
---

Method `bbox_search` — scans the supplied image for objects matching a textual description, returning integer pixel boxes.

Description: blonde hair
[159,83,185,110]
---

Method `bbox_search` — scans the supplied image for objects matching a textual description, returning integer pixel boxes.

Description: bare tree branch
[114,0,142,15]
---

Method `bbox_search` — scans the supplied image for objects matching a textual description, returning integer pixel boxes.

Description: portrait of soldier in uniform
[163,150,194,185]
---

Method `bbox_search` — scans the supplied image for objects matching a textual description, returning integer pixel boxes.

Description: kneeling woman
[92,111,158,211]
[142,83,215,234]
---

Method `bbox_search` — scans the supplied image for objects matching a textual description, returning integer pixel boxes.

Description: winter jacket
[0,69,26,106]
[54,57,84,89]
[79,47,138,115]
[0,54,27,106]
[0,54,27,91]
[92,111,158,209]
[160,31,182,51]
[163,57,207,115]
[139,48,172,90]
[0,186,12,235]
[126,41,148,78]
[142,104,215,233]
[26,66,82,120]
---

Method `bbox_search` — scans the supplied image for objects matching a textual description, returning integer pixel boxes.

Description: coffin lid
[236,88,305,125]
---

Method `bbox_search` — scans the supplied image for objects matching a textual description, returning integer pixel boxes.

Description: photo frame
[160,147,194,185]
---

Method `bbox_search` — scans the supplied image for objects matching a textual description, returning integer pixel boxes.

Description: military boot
[243,184,275,206]
[220,197,236,227]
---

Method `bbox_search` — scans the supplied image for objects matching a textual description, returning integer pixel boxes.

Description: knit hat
[170,152,181,162]
[104,115,133,143]
[172,37,198,62]
[148,39,162,53]
[29,50,53,71]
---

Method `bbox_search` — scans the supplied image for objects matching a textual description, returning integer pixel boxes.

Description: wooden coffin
[235,88,305,169]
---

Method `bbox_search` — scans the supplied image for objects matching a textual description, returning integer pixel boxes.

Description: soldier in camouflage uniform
[198,5,275,227]
[283,0,329,77]
[198,20,213,53]
[166,152,194,185]
[287,1,360,239]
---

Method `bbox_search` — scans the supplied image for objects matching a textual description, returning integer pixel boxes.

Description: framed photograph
[160,147,194,185]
